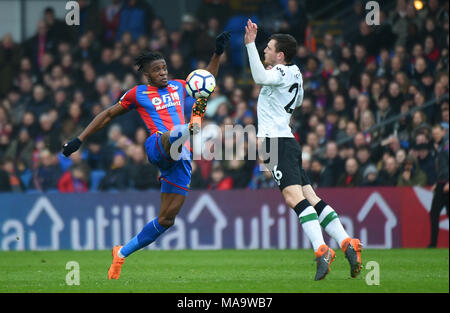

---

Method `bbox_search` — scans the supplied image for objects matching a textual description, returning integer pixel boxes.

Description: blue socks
[119,218,167,257]
[169,124,190,145]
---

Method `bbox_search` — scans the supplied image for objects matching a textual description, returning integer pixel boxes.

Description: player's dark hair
[134,51,164,72]
[269,34,297,63]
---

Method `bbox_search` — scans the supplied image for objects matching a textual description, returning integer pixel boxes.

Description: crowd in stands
[0,0,448,193]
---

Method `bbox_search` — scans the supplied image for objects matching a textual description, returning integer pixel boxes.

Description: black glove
[215,31,231,55]
[62,138,82,157]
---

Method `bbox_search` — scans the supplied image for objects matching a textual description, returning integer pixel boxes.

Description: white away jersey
[256,64,303,138]
[246,42,303,138]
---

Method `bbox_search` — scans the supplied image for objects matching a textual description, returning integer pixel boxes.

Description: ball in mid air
[185,69,216,99]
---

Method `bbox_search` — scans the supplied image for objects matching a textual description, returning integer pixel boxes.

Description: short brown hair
[268,34,297,63]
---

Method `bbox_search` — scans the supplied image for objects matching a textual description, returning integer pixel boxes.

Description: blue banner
[1,187,422,250]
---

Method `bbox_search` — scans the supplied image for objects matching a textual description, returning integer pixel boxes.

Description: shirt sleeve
[246,42,284,86]
[118,86,137,110]
[296,86,304,108]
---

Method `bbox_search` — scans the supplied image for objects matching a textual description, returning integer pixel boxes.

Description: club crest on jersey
[152,97,162,105]
[168,84,178,90]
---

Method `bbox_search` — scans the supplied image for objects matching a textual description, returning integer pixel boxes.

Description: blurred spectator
[23,20,56,70]
[101,0,122,43]
[33,149,62,191]
[249,159,278,190]
[58,165,89,193]
[419,0,444,23]
[414,132,437,185]
[343,1,365,43]
[27,84,51,118]
[195,17,220,62]
[225,155,255,189]
[337,157,362,187]
[208,162,233,190]
[196,0,232,29]
[308,157,334,188]
[168,51,189,79]
[128,145,159,190]
[178,14,199,67]
[353,132,368,149]
[375,10,397,51]
[6,88,26,127]
[0,165,11,191]
[379,155,400,186]
[322,141,344,186]
[190,160,207,190]
[349,44,367,87]
[78,0,102,38]
[397,155,427,186]
[1,158,23,192]
[36,113,61,153]
[389,0,409,47]
[356,145,374,175]
[0,34,22,97]
[96,47,123,78]
[352,20,378,57]
[43,7,74,45]
[73,35,99,64]
[375,95,395,139]
[322,33,341,64]
[5,128,34,168]
[99,150,129,191]
[280,0,308,45]
[117,0,149,41]
[362,164,381,186]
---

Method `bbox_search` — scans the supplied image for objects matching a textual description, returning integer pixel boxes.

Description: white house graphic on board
[187,193,227,249]
[26,196,64,250]
[357,192,397,248]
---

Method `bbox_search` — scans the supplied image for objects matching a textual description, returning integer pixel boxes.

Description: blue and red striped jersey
[119,79,190,135]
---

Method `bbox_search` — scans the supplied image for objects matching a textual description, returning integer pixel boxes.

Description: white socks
[318,205,350,248]
[299,206,325,251]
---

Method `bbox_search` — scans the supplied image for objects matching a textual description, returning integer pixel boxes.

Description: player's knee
[158,216,176,228]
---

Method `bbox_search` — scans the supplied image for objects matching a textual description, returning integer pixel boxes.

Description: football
[185,69,216,99]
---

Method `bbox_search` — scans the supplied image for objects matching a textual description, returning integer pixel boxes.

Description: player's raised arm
[62,102,128,157]
[245,19,283,86]
[205,31,231,77]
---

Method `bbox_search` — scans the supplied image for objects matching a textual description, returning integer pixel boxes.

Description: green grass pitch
[0,249,448,293]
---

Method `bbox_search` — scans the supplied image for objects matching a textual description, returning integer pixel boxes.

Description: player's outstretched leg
[107,193,185,280]
[302,185,363,278]
[284,185,334,280]
[188,97,207,134]
[108,217,168,280]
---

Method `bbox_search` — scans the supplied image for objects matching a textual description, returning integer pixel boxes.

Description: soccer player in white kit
[244,19,362,280]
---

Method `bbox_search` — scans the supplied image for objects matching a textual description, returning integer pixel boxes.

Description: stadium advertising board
[0,187,447,250]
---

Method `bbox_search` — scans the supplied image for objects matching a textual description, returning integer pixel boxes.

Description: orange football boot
[188,97,208,135]
[314,244,336,280]
[341,238,363,278]
[108,245,125,280]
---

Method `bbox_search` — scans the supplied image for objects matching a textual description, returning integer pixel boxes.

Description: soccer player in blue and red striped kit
[62,31,231,279]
